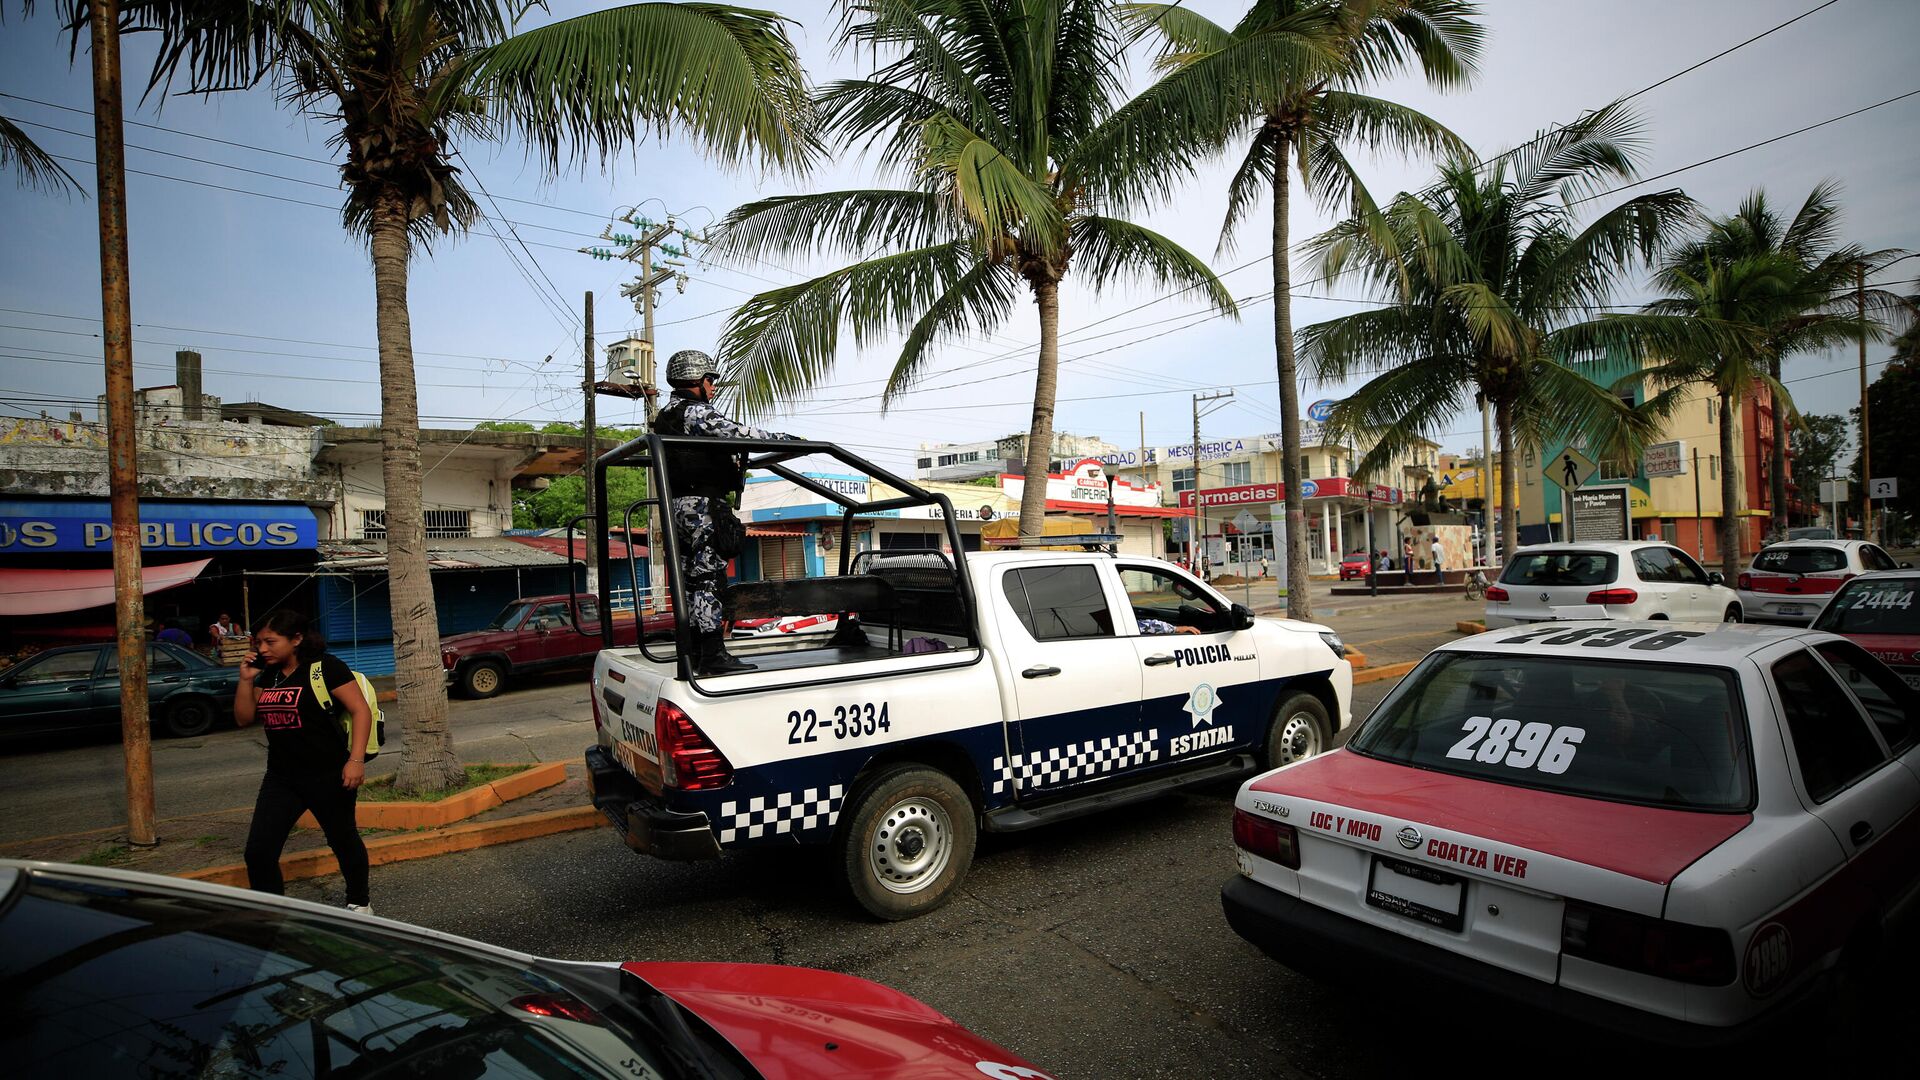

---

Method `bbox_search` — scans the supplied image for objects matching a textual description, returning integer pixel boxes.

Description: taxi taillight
[1738,573,1753,590]
[657,698,732,791]
[1585,588,1638,606]
[1562,901,1734,986]
[1232,809,1300,869]
[1485,585,1509,602]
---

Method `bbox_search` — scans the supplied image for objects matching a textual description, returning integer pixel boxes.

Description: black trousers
[245,769,369,906]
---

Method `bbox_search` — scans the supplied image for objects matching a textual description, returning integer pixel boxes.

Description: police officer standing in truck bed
[653,349,801,675]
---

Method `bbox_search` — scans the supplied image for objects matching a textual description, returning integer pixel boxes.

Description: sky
[3,0,1917,479]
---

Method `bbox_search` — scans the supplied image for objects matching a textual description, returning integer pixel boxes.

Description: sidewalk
[0,763,599,885]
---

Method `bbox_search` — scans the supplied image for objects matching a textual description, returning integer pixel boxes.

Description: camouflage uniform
[656,393,794,635]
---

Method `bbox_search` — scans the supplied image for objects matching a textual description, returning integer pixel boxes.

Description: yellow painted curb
[298,761,569,831]
[182,805,603,889]
[1343,650,1369,669]
[1353,660,1419,685]
[1455,621,1487,635]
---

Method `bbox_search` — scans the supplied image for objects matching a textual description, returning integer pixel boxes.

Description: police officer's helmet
[666,349,727,389]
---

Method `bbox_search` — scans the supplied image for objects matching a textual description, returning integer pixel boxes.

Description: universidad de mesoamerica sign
[0,500,319,552]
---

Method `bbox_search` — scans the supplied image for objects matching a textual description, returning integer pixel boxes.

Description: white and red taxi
[1223,620,1920,1044]
[1737,539,1904,624]
[1811,570,1920,690]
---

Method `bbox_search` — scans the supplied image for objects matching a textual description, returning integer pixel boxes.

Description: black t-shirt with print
[254,654,356,777]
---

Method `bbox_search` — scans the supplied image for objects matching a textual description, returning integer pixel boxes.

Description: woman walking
[235,608,376,913]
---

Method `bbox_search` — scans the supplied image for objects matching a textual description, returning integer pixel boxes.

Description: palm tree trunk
[1718,385,1742,581]
[1273,129,1311,620]
[1016,276,1061,536]
[1496,396,1517,564]
[1767,357,1788,533]
[370,188,462,793]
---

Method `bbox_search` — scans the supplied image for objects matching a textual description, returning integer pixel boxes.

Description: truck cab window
[1120,566,1226,632]
[1003,565,1114,641]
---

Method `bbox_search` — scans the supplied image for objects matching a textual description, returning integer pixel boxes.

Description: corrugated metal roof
[317,536,573,571]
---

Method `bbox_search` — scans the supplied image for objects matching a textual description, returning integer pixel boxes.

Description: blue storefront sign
[1307,399,1340,423]
[0,500,319,553]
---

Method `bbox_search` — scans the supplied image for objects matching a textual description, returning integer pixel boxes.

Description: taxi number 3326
[1445,715,1585,774]
[787,701,891,744]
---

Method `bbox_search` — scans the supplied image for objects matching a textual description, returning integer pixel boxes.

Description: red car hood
[1838,631,1920,670]
[624,962,1052,1079]
[1250,750,1751,885]
[441,627,519,650]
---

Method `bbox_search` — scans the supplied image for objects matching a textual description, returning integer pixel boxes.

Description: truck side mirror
[1230,603,1256,631]
[1707,572,1724,585]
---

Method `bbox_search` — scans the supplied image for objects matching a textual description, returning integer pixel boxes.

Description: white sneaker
[345,903,373,916]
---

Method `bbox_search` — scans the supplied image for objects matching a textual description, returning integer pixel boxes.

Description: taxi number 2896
[787,701,892,744]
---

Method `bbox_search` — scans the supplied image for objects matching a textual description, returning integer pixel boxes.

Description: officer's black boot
[697,631,756,675]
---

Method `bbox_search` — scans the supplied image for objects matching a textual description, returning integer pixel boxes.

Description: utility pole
[1191,390,1233,577]
[1858,266,1871,541]
[1693,448,1705,560]
[582,291,598,593]
[91,0,154,847]
[1480,395,1493,567]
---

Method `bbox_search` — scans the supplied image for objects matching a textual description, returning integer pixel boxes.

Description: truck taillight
[1737,573,1752,590]
[1562,901,1734,985]
[1485,585,1509,601]
[589,680,604,733]
[442,649,458,670]
[1585,588,1638,606]
[657,698,732,790]
[1232,809,1299,869]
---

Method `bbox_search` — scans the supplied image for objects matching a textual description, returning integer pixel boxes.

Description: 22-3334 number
[787,701,892,744]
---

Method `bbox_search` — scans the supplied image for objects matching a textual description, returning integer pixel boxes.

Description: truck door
[995,562,1148,798]
[1117,563,1270,766]
[522,600,575,666]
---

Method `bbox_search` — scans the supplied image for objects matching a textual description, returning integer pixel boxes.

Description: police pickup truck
[577,435,1353,919]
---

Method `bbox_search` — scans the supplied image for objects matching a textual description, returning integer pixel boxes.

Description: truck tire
[1266,690,1330,770]
[161,696,216,738]
[839,765,976,921]
[459,660,506,699]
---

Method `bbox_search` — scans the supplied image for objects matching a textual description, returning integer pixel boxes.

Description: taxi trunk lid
[1241,751,1752,983]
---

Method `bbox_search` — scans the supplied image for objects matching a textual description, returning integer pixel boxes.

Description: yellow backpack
[308,663,387,758]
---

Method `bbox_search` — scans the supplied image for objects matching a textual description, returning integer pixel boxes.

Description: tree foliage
[1790,412,1850,518]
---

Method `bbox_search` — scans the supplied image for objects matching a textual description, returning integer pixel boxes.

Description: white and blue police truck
[577,435,1353,919]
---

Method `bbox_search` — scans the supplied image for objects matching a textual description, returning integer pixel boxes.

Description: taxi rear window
[1814,578,1920,636]
[1347,653,1752,811]
[1753,547,1846,573]
[1500,552,1616,587]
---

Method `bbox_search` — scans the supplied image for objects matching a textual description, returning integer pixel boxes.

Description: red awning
[0,558,212,617]
[1042,499,1188,518]
[746,525,809,539]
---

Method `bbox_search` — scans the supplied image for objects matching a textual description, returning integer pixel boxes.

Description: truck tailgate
[597,654,669,794]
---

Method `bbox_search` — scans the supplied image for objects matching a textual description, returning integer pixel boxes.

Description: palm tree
[1636,197,1908,576]
[124,0,814,792]
[711,0,1238,537]
[1117,0,1482,618]
[1298,103,1694,563]
[1,113,79,193]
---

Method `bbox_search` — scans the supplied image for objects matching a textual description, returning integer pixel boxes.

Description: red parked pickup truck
[441,594,674,698]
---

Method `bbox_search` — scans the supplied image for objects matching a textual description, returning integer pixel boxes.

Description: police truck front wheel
[840,766,976,921]
[1266,691,1330,770]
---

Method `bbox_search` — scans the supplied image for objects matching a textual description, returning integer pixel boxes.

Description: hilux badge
[1396,826,1422,850]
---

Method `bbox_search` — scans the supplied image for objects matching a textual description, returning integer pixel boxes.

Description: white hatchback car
[1484,541,1741,628]
[1738,540,1906,625]
[1224,620,1920,1044]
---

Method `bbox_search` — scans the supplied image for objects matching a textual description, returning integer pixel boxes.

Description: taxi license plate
[1366,856,1466,932]
[1774,604,1804,616]
[1903,672,1920,692]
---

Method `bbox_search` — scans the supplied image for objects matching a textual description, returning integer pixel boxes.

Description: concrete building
[914,431,1121,482]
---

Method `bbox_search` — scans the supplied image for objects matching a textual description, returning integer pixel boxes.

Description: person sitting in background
[156,623,194,648]
[209,613,238,644]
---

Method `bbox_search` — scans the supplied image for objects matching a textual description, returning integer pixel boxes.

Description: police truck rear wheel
[841,766,975,921]
[1266,692,1330,769]
[460,661,504,699]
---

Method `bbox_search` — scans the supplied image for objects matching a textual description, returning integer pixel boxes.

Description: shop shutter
[760,537,807,581]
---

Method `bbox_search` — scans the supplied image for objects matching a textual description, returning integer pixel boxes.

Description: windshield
[1814,578,1920,635]
[487,602,532,631]
[1753,547,1847,573]
[1348,653,1752,811]
[0,871,680,1079]
[1500,551,1617,587]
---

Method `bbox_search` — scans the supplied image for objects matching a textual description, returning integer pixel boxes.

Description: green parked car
[0,642,241,740]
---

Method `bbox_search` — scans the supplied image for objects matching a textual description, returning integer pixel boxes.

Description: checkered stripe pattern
[991,729,1160,794]
[718,785,846,845]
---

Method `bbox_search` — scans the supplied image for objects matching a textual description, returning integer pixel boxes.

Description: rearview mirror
[532,617,554,632]
[1230,603,1256,631]
[1903,562,1914,569]
[1707,572,1724,585]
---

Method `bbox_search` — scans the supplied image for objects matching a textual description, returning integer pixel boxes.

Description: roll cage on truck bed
[566,434,1353,919]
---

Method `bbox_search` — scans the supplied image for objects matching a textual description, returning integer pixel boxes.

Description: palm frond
[919,113,1063,257]
[709,188,957,264]
[460,2,817,173]
[1069,215,1237,315]
[0,114,81,195]
[1116,2,1235,71]
[886,259,1024,403]
[1507,99,1647,204]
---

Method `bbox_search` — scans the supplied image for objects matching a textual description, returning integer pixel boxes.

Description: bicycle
[1463,569,1490,602]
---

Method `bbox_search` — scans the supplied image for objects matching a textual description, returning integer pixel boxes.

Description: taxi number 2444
[788,701,892,745]
[1445,715,1584,774]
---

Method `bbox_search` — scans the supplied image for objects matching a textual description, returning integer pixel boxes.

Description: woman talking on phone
[234,608,376,913]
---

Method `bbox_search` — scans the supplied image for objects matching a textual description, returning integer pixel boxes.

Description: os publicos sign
[0,500,318,553]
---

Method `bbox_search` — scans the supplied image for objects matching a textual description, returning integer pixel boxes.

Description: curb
[182,805,602,889]
[296,761,569,831]
[1353,661,1419,685]
[1455,621,1487,635]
